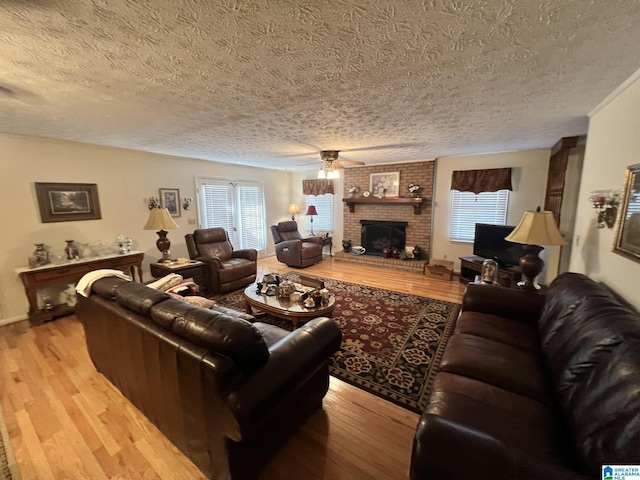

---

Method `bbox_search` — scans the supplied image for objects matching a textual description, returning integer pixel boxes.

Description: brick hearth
[334,250,427,274]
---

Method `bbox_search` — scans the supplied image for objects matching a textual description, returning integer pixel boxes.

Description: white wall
[432,149,551,273]
[0,134,292,322]
[569,74,640,309]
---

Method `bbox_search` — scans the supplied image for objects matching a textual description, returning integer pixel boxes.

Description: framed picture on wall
[159,188,181,217]
[35,182,102,223]
[369,172,400,197]
[613,163,640,262]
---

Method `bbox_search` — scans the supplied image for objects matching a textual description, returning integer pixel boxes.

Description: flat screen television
[473,223,523,267]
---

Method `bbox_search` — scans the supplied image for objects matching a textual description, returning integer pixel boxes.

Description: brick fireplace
[338,161,435,270]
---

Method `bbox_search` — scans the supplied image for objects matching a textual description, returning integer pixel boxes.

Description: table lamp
[288,203,300,221]
[505,208,567,290]
[305,205,318,235]
[143,207,179,262]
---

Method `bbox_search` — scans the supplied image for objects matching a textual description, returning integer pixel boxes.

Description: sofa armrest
[462,283,545,325]
[232,248,257,261]
[224,317,342,439]
[194,254,222,269]
[275,239,302,255]
[411,414,584,480]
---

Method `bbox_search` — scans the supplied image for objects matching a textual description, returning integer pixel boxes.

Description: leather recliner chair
[270,220,323,268]
[185,228,257,293]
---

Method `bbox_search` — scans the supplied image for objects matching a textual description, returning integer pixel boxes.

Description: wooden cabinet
[459,256,522,288]
[16,251,144,326]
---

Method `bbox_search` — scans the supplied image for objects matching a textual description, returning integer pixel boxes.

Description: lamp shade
[305,205,318,216]
[143,208,179,231]
[505,210,567,246]
[288,203,300,215]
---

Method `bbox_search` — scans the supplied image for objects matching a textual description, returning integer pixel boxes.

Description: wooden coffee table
[243,284,336,328]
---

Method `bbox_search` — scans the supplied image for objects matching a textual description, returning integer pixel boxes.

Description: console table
[16,251,144,326]
[458,256,522,288]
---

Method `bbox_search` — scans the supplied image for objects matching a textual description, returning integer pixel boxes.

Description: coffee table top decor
[255,273,330,306]
[243,273,335,328]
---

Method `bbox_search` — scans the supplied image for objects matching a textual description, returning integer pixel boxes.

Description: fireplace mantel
[343,196,423,215]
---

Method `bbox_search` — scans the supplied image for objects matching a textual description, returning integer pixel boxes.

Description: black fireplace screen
[360,220,408,256]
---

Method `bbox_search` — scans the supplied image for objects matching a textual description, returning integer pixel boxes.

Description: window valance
[303,179,334,196]
[451,168,513,194]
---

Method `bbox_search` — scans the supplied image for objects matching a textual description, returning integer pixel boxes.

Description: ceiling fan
[317,150,365,179]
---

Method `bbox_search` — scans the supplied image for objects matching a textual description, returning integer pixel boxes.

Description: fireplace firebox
[360,220,408,256]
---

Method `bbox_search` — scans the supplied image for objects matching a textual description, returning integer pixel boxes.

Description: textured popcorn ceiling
[1,1,640,170]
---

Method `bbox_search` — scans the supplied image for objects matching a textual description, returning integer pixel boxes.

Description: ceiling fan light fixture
[317,168,326,179]
[327,169,340,179]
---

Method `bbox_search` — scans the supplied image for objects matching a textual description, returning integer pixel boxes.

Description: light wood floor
[0,255,465,479]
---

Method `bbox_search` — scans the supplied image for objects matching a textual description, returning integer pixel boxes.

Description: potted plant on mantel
[407,183,423,198]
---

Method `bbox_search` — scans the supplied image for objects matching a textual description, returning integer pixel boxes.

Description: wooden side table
[321,236,333,256]
[150,261,206,293]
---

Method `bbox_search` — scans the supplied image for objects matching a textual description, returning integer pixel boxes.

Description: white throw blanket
[75,269,132,297]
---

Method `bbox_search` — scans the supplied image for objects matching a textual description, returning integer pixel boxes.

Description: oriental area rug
[0,404,20,480]
[215,273,460,414]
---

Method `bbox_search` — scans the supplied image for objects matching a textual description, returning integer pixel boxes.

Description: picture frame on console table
[159,188,181,217]
[369,172,400,197]
[613,163,640,263]
[35,182,102,223]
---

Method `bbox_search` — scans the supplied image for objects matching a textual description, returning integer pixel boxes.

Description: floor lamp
[505,209,567,290]
[305,205,318,235]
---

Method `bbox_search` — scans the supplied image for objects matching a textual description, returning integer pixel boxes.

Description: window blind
[198,179,266,251]
[237,184,266,250]
[305,194,334,232]
[450,190,510,242]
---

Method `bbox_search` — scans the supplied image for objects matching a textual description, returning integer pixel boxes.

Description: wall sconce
[589,190,620,228]
[148,196,160,209]
[183,197,193,210]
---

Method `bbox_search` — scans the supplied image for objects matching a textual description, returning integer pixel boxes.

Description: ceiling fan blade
[337,160,366,166]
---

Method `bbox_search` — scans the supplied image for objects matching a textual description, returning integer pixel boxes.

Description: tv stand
[459,256,522,288]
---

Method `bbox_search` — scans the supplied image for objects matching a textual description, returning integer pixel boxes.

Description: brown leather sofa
[76,276,342,480]
[185,228,257,293]
[270,220,323,268]
[411,272,640,479]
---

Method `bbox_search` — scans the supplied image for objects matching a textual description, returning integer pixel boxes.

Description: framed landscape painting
[35,182,101,223]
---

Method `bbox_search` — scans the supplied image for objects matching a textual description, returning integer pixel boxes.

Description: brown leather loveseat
[411,272,640,479]
[76,276,342,479]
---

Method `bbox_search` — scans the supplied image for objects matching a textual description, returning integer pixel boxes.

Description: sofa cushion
[218,258,256,284]
[539,272,640,476]
[150,298,269,371]
[439,333,552,404]
[114,282,171,315]
[91,276,130,300]
[426,372,574,464]
[454,311,540,352]
[412,372,579,479]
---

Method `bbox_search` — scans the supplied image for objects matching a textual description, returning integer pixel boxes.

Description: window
[305,194,334,232]
[197,178,266,252]
[449,190,510,242]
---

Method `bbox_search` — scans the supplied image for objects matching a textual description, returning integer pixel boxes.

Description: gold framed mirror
[613,163,640,262]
